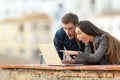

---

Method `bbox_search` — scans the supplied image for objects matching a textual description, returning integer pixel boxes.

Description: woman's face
[75,27,92,44]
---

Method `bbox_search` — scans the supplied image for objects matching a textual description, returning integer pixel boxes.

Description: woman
[61,20,120,65]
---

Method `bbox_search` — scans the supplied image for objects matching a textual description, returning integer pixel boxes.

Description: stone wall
[0,64,120,80]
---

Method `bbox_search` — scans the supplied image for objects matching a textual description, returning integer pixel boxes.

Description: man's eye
[64,28,73,30]
[68,28,72,30]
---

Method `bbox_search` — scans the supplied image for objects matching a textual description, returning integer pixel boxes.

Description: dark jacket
[53,28,85,60]
[75,34,110,65]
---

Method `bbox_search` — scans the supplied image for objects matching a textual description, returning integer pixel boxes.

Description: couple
[53,13,120,65]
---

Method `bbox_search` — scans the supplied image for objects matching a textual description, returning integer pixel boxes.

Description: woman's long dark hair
[76,21,120,64]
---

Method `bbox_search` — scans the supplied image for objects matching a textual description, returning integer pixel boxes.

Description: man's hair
[62,13,79,25]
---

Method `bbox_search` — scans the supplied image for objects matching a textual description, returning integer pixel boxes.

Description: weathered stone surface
[1,65,120,80]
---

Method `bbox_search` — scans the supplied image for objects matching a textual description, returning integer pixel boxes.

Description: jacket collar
[94,36,100,44]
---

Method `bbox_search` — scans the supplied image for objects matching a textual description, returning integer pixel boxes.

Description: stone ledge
[1,64,120,80]
[0,68,120,80]
[0,64,120,71]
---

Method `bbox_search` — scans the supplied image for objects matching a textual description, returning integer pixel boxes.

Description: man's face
[62,22,76,39]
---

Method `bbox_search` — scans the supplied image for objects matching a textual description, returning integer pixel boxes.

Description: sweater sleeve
[76,36,108,63]
[53,29,64,60]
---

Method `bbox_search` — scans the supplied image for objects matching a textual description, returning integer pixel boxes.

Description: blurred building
[0,0,42,21]
[0,13,52,59]
[87,14,120,40]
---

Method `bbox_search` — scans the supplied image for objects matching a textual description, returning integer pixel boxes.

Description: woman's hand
[60,50,78,56]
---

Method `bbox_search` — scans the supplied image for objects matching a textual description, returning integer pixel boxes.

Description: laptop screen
[39,44,62,65]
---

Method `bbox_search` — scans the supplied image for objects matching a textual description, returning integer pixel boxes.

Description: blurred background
[0,0,120,64]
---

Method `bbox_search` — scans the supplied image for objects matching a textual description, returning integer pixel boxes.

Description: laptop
[38,44,83,66]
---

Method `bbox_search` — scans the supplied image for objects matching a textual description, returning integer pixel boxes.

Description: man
[53,13,85,60]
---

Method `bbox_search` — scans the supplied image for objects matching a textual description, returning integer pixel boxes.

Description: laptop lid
[39,44,62,65]
[39,44,84,66]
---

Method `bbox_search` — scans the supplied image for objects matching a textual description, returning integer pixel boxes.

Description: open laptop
[38,44,83,66]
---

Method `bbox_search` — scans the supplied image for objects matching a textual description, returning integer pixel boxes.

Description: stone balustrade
[0,64,120,80]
